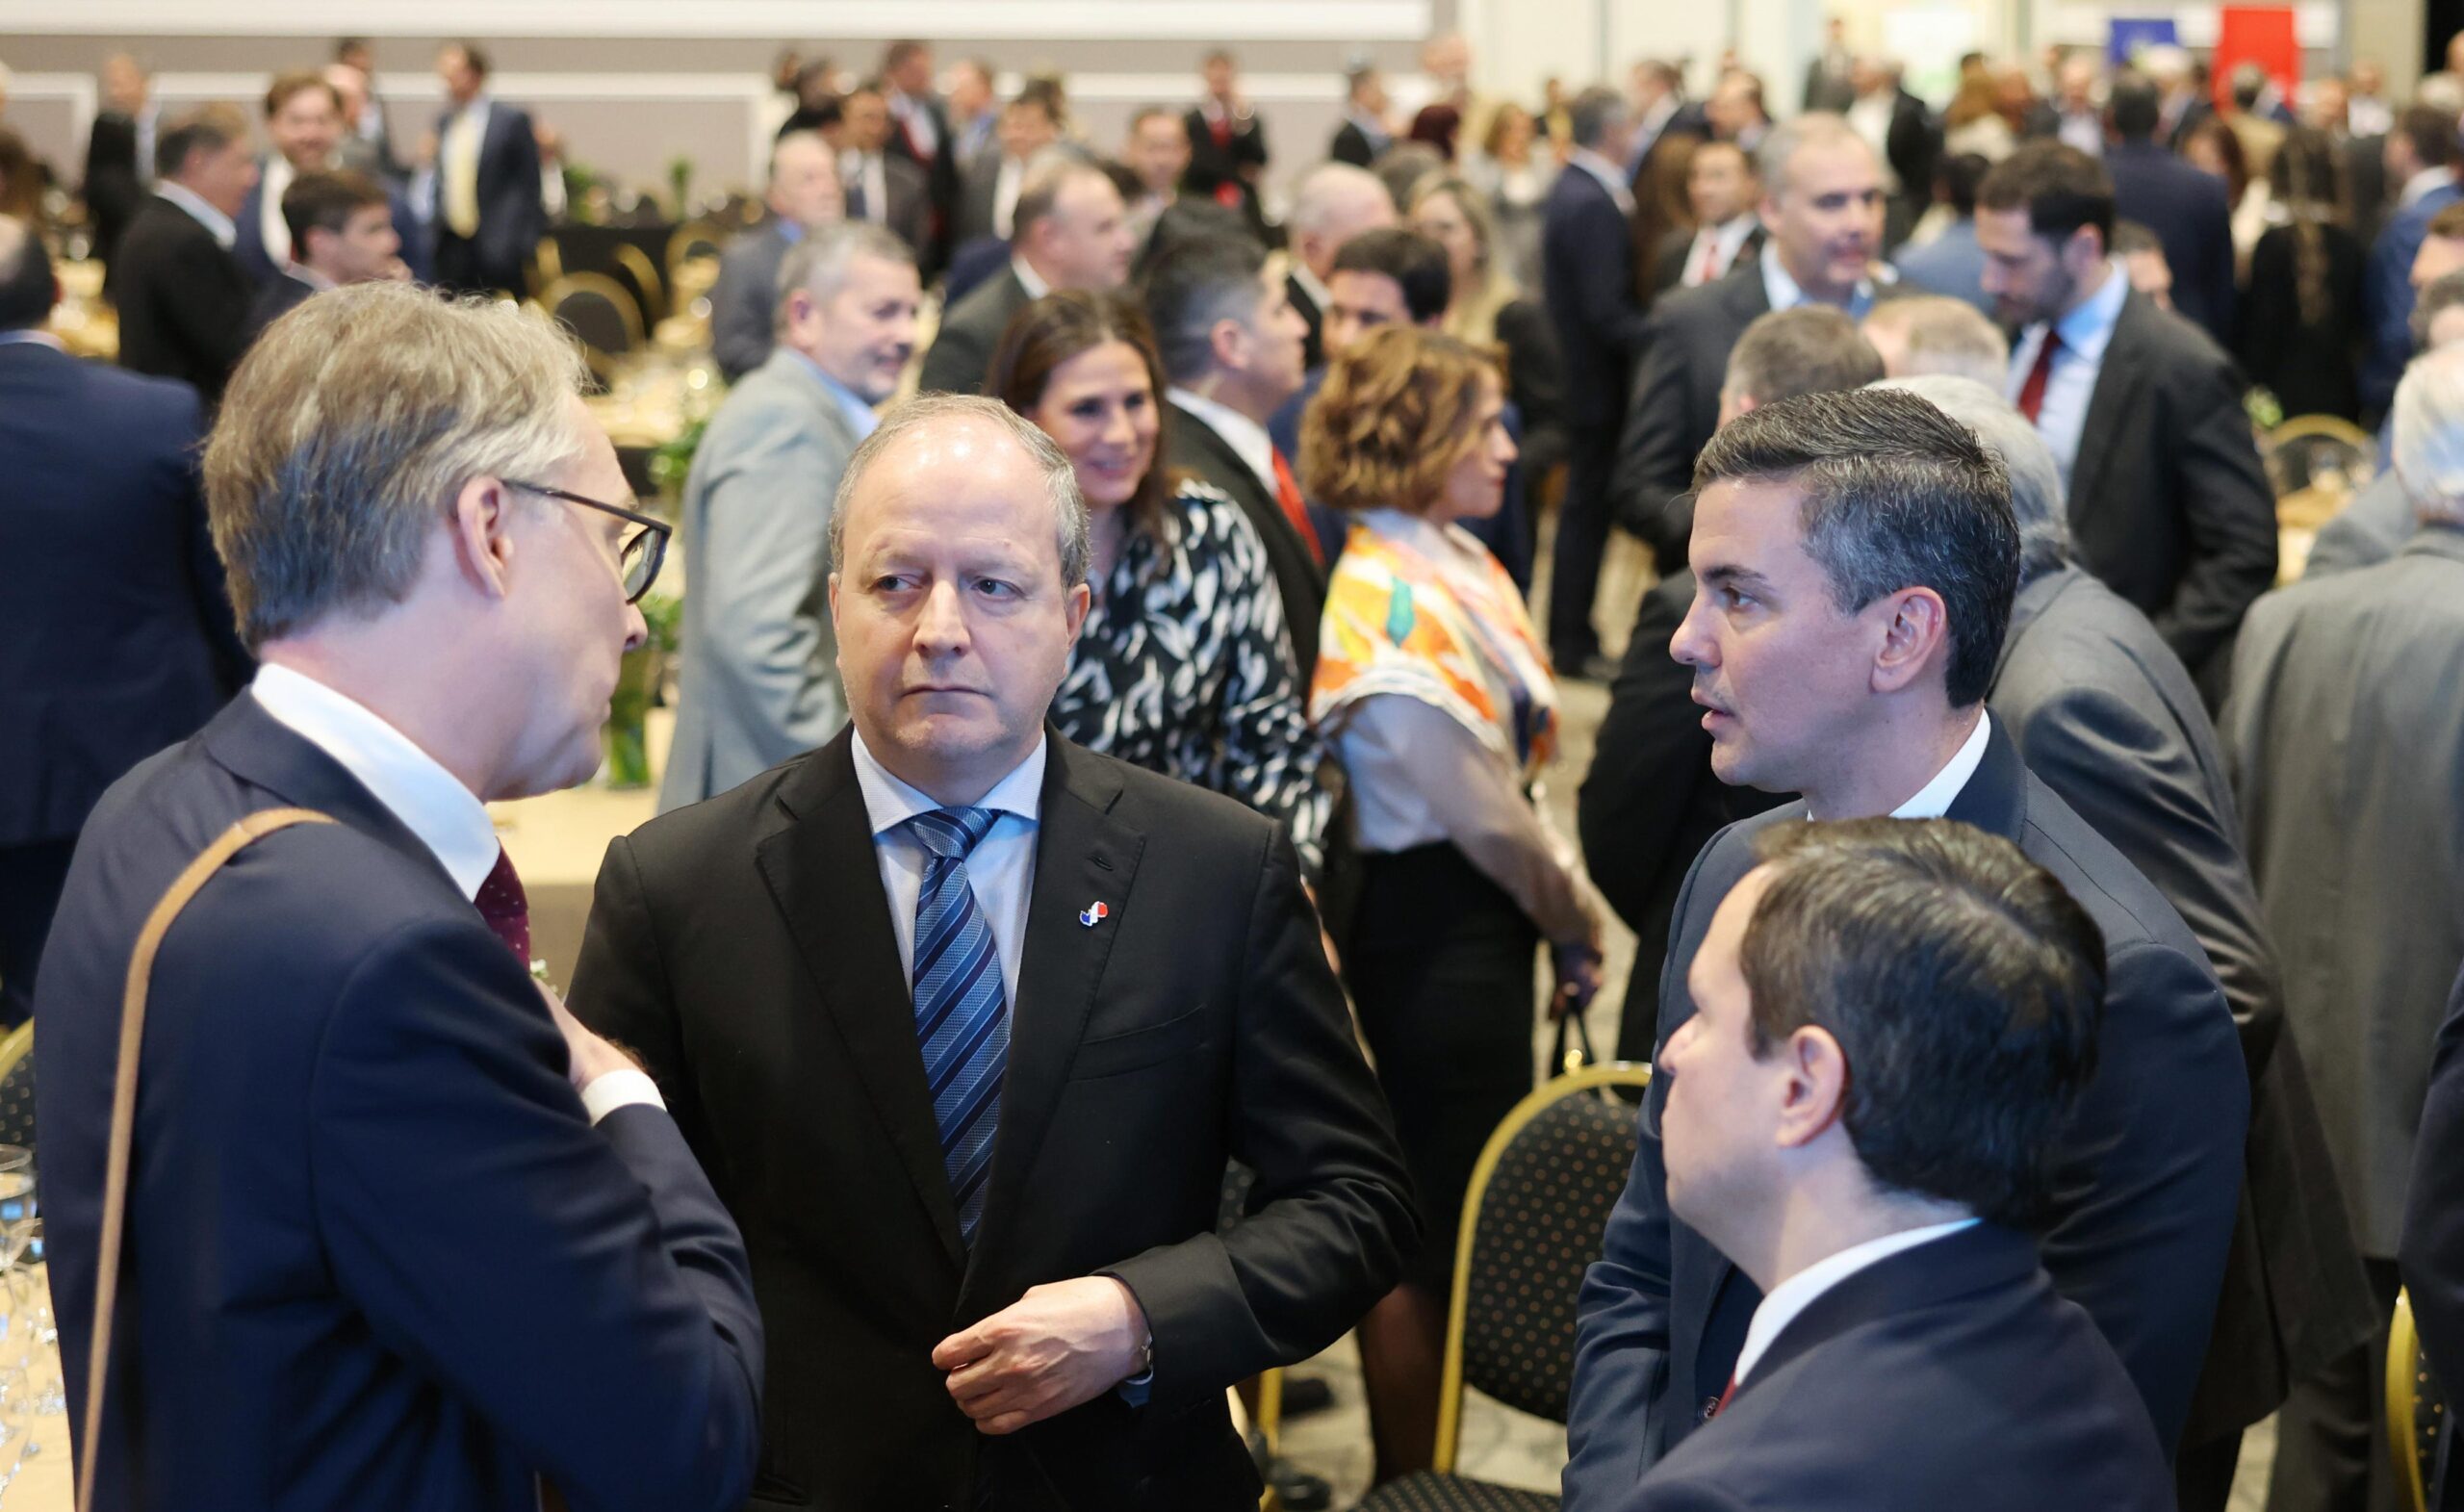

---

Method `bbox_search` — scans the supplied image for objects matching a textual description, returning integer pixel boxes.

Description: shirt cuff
[578,1067,667,1125]
[1116,1367,1154,1408]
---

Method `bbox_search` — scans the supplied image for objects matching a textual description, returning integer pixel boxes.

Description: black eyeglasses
[507,481,672,603]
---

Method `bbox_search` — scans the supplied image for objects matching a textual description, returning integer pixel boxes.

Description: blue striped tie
[907,807,1010,1243]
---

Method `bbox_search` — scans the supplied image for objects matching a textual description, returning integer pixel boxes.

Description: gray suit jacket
[657,349,865,813]
[1992,566,2375,1441]
[2302,466,2415,580]
[2224,525,2464,1255]
[954,151,1010,245]
[917,266,1032,396]
[710,221,795,384]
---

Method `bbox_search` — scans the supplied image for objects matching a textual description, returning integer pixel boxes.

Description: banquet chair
[541,273,645,378]
[0,1021,34,1150]
[611,242,668,325]
[1357,1063,1653,1512]
[2391,1289,2442,1512]
[667,219,728,284]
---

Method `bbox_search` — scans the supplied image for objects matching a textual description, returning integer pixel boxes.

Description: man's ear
[1773,1025,1851,1150]
[1208,315,1248,374]
[1868,585,1951,696]
[449,474,518,602]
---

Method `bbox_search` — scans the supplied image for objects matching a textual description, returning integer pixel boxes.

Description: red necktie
[1210,112,1233,149]
[2015,330,2065,423]
[1270,448,1324,566]
[1696,236,1723,284]
[475,846,532,966]
[1709,1372,1738,1418]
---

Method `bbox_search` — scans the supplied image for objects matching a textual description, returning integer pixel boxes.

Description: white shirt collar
[1888,710,1992,820]
[2402,166,2457,209]
[1568,147,1635,215]
[0,330,65,351]
[283,262,339,292]
[1168,386,1279,499]
[2030,259,2128,366]
[1732,1218,1981,1383]
[1289,262,1332,318]
[849,726,1046,833]
[1759,239,1878,317]
[248,663,501,899]
[157,181,238,249]
[1011,253,1051,301]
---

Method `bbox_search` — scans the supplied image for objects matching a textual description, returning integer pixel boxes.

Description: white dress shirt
[248,663,663,1121]
[2350,96,2396,140]
[1760,240,1880,320]
[1168,388,1280,500]
[2005,260,2128,493]
[846,149,891,227]
[1845,93,1900,192]
[259,155,297,267]
[889,90,941,156]
[1010,253,1050,301]
[1732,1218,1981,1384]
[1681,216,1758,287]
[1889,710,1991,820]
[851,728,1045,1004]
[156,180,237,249]
[991,154,1026,239]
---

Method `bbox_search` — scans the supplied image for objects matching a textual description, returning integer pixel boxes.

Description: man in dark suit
[1184,50,1269,234]
[2363,106,2464,419]
[113,103,259,404]
[1543,87,1650,673]
[1617,817,2174,1512]
[81,52,157,281]
[1563,390,2248,1505]
[2401,964,2464,1510]
[427,42,546,297]
[1977,142,2275,682]
[1650,140,1760,295]
[2225,346,2464,1512]
[1610,113,1888,575]
[2103,72,2237,346]
[0,220,247,1026]
[1330,65,1393,167]
[569,396,1412,1508]
[880,40,958,271]
[840,80,935,265]
[1579,305,1881,1059]
[918,158,1134,396]
[1145,235,1323,678]
[234,71,427,292]
[955,93,1062,247]
[1283,162,1397,372]
[1897,373,2378,1512]
[709,129,842,383]
[244,169,404,339]
[36,281,763,1510]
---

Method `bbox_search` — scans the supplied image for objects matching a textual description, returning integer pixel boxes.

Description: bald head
[1289,162,1397,281]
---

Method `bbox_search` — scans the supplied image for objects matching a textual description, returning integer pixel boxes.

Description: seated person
[1621,817,2173,1511]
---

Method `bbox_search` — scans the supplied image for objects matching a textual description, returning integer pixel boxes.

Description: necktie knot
[908,807,1000,860]
[475,846,531,965]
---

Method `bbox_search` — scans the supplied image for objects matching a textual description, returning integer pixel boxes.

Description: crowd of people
[7,19,2464,1512]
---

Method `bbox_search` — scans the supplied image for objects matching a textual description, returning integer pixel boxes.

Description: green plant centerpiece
[606,590,682,789]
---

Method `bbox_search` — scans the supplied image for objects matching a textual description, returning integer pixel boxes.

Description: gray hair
[1757,111,1869,197]
[2392,344,2464,526]
[776,220,915,315]
[1142,233,1269,384]
[1012,150,1106,240]
[1288,161,1392,236]
[1567,85,1629,151]
[203,282,593,649]
[1862,295,2011,387]
[829,394,1092,589]
[1873,374,2071,581]
[1723,306,1885,409]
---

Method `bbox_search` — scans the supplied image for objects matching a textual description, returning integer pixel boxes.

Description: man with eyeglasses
[36,282,755,1512]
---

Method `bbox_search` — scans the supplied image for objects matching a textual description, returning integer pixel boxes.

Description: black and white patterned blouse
[1050,479,1331,873]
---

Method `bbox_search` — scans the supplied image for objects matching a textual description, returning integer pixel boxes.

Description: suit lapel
[756,734,969,1269]
[2068,293,2150,510]
[961,738,1144,1297]
[1943,717,2030,841]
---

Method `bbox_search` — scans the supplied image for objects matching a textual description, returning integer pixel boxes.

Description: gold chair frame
[667,219,729,283]
[0,1021,30,1091]
[611,242,668,325]
[2393,1288,2430,1512]
[540,272,647,379]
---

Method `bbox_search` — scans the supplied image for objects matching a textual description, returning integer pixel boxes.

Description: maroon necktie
[475,846,532,965]
[2015,331,2065,423]
[1696,235,1722,285]
[1709,1371,1738,1418]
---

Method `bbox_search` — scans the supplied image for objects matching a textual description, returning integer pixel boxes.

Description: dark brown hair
[281,169,392,256]
[987,290,1176,538]
[1300,323,1501,515]
[264,68,343,119]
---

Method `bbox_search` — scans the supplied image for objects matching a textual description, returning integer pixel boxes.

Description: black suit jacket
[112,194,256,403]
[431,102,547,295]
[884,92,959,269]
[1288,271,1326,373]
[1330,119,1387,168]
[1542,166,1652,433]
[1992,566,2377,1443]
[82,110,148,277]
[2107,141,2238,346]
[244,269,319,341]
[2065,289,2278,677]
[919,265,1033,396]
[0,342,245,847]
[1576,569,1786,1058]
[851,152,936,262]
[1618,1225,2174,1512]
[1564,723,2247,1499]
[1183,105,1270,228]
[1649,223,1764,295]
[1608,261,1770,563]
[36,696,763,1510]
[1168,399,1326,679]
[569,730,1412,1510]
[2401,965,2464,1444]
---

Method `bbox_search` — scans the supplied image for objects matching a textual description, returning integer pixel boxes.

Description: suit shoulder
[620,759,797,867]
[57,356,203,431]
[2016,775,2204,958]
[1089,748,1280,857]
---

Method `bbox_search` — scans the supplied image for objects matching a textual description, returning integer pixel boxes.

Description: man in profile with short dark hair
[247,168,404,337]
[1564,387,2247,1506]
[1622,817,2173,1511]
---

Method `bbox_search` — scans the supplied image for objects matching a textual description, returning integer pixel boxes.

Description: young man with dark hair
[1976,141,2274,682]
[1564,386,2247,1507]
[2364,104,2464,414]
[246,168,402,336]
[1625,817,2173,1511]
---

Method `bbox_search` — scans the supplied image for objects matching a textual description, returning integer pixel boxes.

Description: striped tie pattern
[907,807,1010,1243]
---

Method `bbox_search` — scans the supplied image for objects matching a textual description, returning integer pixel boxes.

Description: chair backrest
[667,219,727,283]
[0,1022,30,1151]
[610,242,668,325]
[1434,1062,1652,1470]
[2391,1289,2438,1512]
[543,273,645,372]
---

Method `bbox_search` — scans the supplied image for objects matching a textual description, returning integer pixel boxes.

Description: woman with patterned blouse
[1303,324,1608,1485]
[988,290,1330,872]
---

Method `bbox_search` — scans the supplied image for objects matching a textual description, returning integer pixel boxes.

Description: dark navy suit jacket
[232,168,430,289]
[0,341,245,848]
[1563,722,2246,1505]
[2364,178,2464,415]
[35,696,764,1511]
[1542,165,1651,432]
[2106,141,2238,347]
[1616,1225,2175,1512]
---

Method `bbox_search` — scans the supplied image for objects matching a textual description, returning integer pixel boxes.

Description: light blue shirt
[849,729,1042,1003]
[2006,260,2128,496]
[786,349,883,441]
[1758,241,1878,320]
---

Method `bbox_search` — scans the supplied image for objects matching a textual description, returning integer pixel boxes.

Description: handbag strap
[1551,1003,1598,1078]
[78,807,334,1512]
